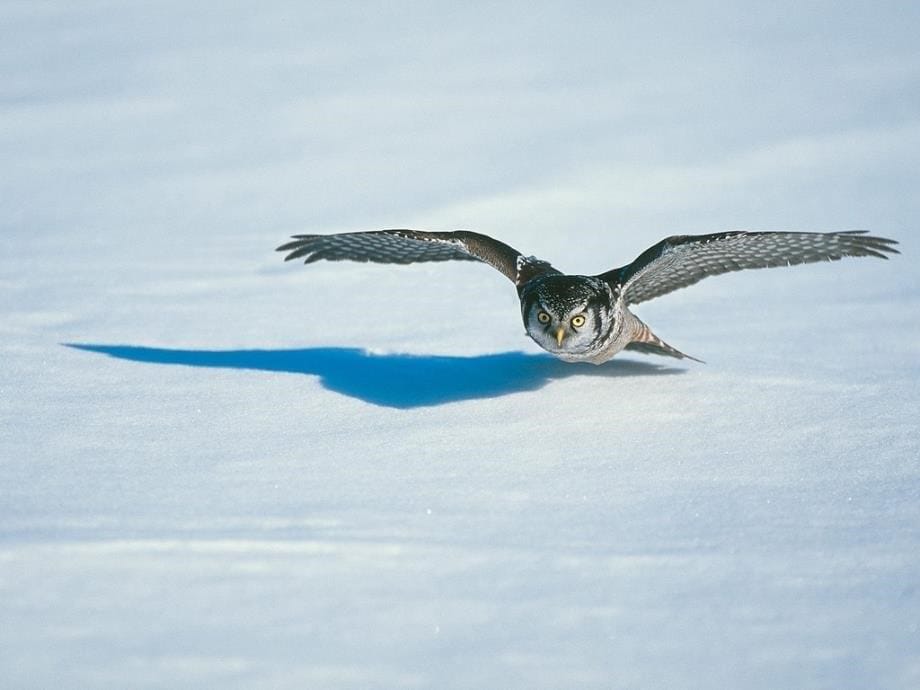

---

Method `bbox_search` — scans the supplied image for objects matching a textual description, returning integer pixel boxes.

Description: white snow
[2,2,919,688]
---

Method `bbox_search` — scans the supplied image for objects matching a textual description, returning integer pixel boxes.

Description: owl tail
[624,317,704,363]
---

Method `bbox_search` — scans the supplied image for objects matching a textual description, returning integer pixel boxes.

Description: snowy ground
[2,2,919,688]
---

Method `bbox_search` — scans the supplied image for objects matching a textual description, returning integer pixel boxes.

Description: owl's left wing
[277,229,557,286]
[600,230,898,306]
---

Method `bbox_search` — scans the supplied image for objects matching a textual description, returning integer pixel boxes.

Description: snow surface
[2,2,920,688]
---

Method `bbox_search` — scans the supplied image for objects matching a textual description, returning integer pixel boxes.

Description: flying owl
[276,229,898,363]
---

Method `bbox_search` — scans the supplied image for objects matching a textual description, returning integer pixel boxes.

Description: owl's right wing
[277,229,558,286]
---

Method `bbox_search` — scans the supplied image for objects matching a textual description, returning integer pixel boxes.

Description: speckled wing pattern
[277,229,555,286]
[606,230,899,306]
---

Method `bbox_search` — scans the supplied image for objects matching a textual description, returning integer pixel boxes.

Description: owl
[276,229,897,363]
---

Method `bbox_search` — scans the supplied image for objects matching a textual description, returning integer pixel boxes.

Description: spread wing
[600,230,899,306]
[276,229,557,286]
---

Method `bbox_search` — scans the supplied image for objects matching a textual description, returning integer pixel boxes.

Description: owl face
[520,275,613,358]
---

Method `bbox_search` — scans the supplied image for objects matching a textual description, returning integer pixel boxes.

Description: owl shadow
[65,344,685,409]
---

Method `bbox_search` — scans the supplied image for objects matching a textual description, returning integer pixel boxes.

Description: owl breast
[518,275,620,362]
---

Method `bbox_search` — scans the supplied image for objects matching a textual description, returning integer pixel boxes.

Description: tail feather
[625,318,703,363]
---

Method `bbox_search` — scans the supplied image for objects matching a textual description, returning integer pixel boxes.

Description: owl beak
[555,326,566,347]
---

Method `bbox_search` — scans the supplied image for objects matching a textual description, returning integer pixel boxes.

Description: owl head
[519,275,614,358]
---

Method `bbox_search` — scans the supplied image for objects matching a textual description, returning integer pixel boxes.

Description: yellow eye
[571,314,586,328]
[537,311,551,324]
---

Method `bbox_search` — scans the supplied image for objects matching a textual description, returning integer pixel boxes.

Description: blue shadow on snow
[65,343,684,409]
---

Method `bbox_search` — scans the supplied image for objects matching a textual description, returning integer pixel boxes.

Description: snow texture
[2,2,919,688]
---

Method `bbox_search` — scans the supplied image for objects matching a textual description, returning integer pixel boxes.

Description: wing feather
[277,229,556,285]
[602,230,899,305]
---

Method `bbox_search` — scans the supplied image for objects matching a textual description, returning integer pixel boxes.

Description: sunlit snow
[2,2,919,688]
